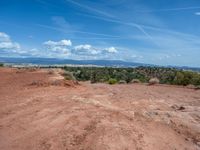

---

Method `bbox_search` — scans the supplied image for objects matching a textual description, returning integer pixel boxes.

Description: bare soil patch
[0,68,200,150]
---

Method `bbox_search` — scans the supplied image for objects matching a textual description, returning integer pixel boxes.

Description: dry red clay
[0,68,200,150]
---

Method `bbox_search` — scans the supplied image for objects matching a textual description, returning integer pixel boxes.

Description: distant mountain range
[0,57,200,72]
[0,57,149,67]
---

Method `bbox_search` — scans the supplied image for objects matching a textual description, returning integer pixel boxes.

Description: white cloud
[43,39,72,46]
[73,44,118,56]
[42,40,119,58]
[105,47,118,53]
[43,39,72,56]
[0,32,10,42]
[0,32,21,50]
[74,44,100,55]
[0,33,119,59]
[60,39,72,46]
[0,42,20,50]
[74,44,92,50]
[195,12,200,15]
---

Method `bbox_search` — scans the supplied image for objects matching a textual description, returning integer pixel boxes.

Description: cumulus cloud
[74,44,92,50]
[0,32,20,50]
[105,47,118,53]
[43,39,72,55]
[0,33,119,59]
[73,44,118,56]
[0,42,20,50]
[74,44,100,55]
[43,39,72,46]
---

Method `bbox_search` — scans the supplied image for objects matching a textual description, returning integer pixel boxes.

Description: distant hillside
[0,57,148,67]
[0,57,199,72]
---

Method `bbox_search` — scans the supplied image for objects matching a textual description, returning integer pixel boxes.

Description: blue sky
[0,0,200,67]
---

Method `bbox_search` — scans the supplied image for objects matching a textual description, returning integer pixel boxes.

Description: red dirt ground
[0,68,200,150]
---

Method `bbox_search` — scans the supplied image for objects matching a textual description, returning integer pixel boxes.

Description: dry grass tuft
[131,79,141,83]
[149,78,159,85]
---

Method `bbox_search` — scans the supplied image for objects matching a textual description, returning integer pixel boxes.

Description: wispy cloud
[195,12,200,15]
[38,0,164,46]
[34,0,48,5]
[79,12,200,52]
[77,13,163,46]
[65,1,156,45]
[139,6,200,13]
[78,12,200,39]
[65,0,114,18]
[36,23,120,38]
[76,2,200,49]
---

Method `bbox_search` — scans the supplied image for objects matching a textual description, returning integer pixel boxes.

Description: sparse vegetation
[62,66,200,87]
[0,63,4,67]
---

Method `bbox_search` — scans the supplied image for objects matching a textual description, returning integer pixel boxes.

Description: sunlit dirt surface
[0,68,200,150]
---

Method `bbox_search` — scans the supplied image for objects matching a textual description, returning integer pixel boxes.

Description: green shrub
[90,71,97,83]
[108,78,117,84]
[0,63,3,67]
[63,71,76,80]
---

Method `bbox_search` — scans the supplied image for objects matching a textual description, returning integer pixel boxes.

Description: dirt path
[0,68,200,150]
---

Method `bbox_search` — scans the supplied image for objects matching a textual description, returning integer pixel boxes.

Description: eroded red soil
[0,68,200,150]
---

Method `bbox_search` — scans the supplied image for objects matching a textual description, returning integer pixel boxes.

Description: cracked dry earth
[0,68,200,150]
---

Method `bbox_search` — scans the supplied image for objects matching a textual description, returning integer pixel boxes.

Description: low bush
[63,71,76,81]
[131,79,141,83]
[186,84,196,89]
[108,78,117,85]
[118,80,127,84]
[27,68,37,72]
[195,85,200,90]
[149,78,160,85]
[47,69,54,75]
